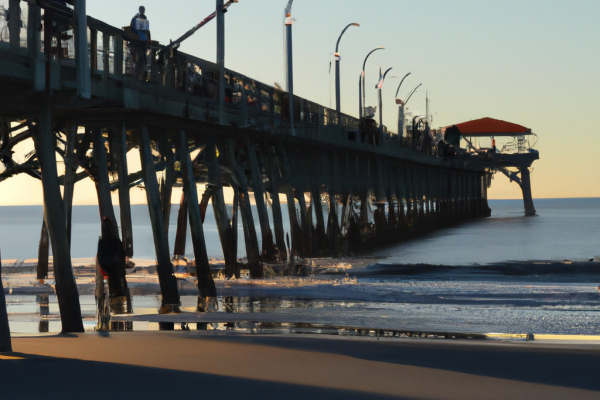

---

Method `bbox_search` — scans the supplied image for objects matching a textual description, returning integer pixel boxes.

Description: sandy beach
[1,332,599,399]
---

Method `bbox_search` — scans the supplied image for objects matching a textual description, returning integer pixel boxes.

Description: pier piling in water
[206,139,236,278]
[0,252,12,352]
[32,101,84,333]
[140,126,180,312]
[180,131,217,311]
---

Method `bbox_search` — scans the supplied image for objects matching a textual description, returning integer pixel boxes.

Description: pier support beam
[60,124,78,249]
[328,152,340,257]
[265,150,287,260]
[278,144,305,259]
[158,136,175,236]
[173,192,187,257]
[93,127,129,315]
[296,186,312,258]
[231,186,240,278]
[228,141,261,278]
[217,0,226,124]
[32,102,84,333]
[180,131,217,311]
[111,124,133,257]
[519,167,537,216]
[394,164,406,230]
[140,126,180,310]
[206,140,236,278]
[247,141,276,259]
[37,219,49,280]
[311,185,326,253]
[0,253,11,352]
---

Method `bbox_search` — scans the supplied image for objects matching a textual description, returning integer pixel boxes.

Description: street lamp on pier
[394,72,411,103]
[334,22,360,118]
[360,46,384,118]
[284,0,295,135]
[375,66,393,134]
[394,73,411,143]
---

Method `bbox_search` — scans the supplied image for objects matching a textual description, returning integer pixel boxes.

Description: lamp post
[360,46,384,118]
[334,22,359,118]
[217,0,225,124]
[284,0,295,135]
[376,67,393,137]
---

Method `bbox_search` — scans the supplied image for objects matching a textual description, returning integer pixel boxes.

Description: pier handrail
[7,1,425,152]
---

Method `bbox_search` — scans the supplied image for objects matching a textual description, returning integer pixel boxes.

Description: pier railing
[1,1,414,149]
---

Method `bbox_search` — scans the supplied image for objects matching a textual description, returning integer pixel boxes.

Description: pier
[0,0,539,334]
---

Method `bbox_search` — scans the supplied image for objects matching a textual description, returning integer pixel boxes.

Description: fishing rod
[404,83,422,106]
[159,0,239,57]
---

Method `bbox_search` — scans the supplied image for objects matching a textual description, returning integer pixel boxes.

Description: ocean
[3,198,600,336]
[1,198,599,264]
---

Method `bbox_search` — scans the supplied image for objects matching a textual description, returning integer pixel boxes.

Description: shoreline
[3,256,600,280]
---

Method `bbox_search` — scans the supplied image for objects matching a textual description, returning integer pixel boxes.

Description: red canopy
[447,117,531,137]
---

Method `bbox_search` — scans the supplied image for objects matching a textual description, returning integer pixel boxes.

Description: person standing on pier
[130,5,150,80]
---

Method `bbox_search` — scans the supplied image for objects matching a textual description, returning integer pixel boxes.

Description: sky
[1,0,599,205]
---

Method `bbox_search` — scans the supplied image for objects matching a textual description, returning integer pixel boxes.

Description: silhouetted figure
[0,252,12,352]
[130,5,149,80]
[97,217,128,314]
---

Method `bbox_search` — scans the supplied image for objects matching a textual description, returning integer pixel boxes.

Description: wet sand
[2,332,600,399]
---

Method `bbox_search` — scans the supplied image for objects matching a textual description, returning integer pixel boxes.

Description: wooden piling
[519,167,537,216]
[264,149,287,260]
[404,164,416,229]
[32,101,84,333]
[92,127,116,224]
[0,252,12,352]
[63,124,78,247]
[384,163,397,230]
[296,186,312,258]
[157,136,175,236]
[231,186,240,278]
[205,139,236,278]
[93,127,129,314]
[277,144,303,259]
[246,140,276,259]
[37,219,49,280]
[228,140,262,278]
[110,124,134,257]
[483,174,492,217]
[180,131,217,310]
[311,185,326,252]
[328,152,340,257]
[139,125,180,309]
[173,192,188,257]
[417,166,426,222]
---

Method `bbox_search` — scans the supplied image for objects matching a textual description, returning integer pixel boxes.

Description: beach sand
[1,332,599,399]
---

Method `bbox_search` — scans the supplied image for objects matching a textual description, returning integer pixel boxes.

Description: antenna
[426,91,429,124]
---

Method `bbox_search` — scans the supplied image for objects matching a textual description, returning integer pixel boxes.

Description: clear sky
[1,0,599,205]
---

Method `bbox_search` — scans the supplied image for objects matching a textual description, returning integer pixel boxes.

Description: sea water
[374,198,600,265]
[3,198,600,336]
[1,198,599,263]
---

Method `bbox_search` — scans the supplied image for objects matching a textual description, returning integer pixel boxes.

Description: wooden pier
[0,1,537,333]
